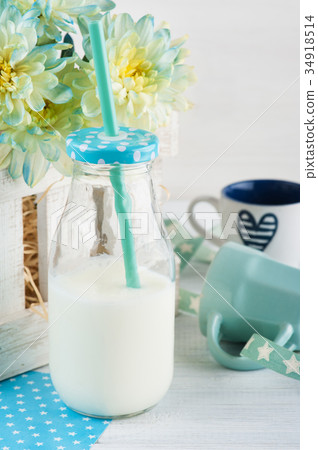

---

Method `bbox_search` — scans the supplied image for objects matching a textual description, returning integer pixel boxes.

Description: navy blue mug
[189,179,300,267]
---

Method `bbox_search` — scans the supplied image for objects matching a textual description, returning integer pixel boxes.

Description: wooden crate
[0,113,179,381]
[0,168,70,381]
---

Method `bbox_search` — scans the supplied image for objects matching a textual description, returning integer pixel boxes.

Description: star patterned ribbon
[174,238,205,271]
[165,219,215,265]
[178,288,202,315]
[165,218,215,315]
[241,334,300,381]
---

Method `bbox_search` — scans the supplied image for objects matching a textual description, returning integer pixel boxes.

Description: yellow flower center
[0,56,17,93]
[116,47,156,94]
[121,56,146,78]
[29,101,58,129]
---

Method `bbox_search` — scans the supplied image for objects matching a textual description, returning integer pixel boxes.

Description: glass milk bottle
[48,126,175,418]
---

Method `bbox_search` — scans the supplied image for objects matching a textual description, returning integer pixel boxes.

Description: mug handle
[189,196,223,247]
[207,312,294,371]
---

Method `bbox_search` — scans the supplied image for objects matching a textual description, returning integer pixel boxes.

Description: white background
[73,0,300,199]
[112,0,300,200]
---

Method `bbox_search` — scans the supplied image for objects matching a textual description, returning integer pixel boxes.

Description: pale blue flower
[0,96,83,186]
[0,59,85,187]
[0,2,75,127]
[13,0,116,44]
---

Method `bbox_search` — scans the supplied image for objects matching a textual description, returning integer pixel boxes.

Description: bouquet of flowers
[0,0,196,186]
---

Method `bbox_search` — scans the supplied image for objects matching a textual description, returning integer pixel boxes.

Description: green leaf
[61,33,74,58]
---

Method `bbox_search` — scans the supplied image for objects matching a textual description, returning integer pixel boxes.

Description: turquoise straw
[89,20,140,288]
[109,166,140,288]
[88,20,118,136]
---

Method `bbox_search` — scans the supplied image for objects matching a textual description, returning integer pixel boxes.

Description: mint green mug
[199,242,300,370]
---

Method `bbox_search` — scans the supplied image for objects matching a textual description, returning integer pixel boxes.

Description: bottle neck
[73,161,152,179]
[70,161,158,212]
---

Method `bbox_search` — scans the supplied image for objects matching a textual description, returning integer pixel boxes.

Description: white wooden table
[94,199,299,448]
[38,199,299,448]
[93,313,299,450]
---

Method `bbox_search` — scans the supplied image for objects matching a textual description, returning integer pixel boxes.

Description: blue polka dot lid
[66,126,159,165]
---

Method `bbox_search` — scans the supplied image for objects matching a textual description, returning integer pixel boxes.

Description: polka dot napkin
[0,371,110,449]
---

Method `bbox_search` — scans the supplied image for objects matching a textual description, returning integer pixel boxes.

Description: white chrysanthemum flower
[0,58,89,187]
[0,2,73,126]
[0,97,83,186]
[76,13,196,131]
[12,0,115,44]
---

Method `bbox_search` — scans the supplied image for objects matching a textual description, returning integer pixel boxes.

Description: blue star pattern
[0,372,111,449]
